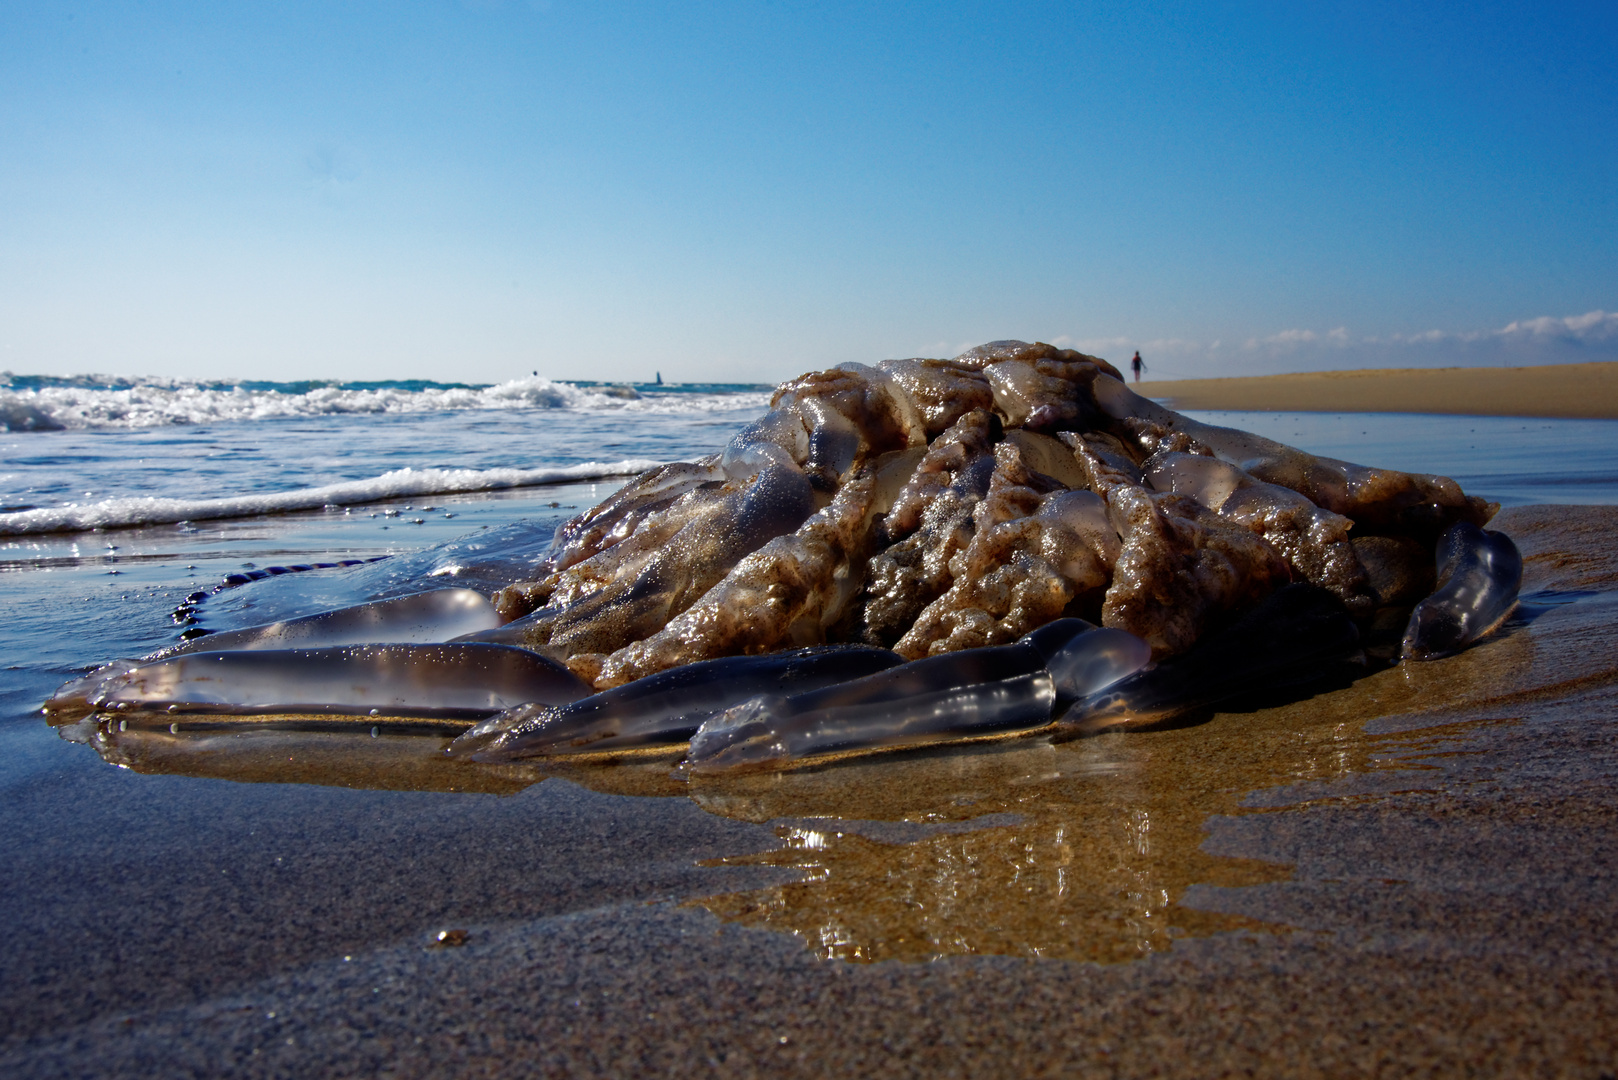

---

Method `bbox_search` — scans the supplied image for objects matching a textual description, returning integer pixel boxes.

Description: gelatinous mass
[47,341,1523,772]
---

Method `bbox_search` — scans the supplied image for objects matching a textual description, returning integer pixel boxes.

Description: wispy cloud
[1473,309,1615,343]
[1245,326,1350,350]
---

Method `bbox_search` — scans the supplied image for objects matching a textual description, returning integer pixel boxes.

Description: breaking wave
[0,459,667,535]
[0,374,771,432]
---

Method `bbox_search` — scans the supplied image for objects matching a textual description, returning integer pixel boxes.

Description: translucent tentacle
[1401,522,1523,661]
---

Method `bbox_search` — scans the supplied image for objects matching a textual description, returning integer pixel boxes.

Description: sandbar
[1142,361,1618,417]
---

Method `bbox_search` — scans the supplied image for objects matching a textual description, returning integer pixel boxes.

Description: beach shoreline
[1140,361,1618,418]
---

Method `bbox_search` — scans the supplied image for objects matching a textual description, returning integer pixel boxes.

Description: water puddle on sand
[49,504,1618,965]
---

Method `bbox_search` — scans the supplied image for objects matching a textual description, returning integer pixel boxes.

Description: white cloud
[1261,328,1320,347]
[1498,310,1618,342]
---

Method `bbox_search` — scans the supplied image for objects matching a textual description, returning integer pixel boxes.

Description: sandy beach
[1142,361,1618,417]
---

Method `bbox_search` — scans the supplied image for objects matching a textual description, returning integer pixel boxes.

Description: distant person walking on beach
[1130,351,1145,383]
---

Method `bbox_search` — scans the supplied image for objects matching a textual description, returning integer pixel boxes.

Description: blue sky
[2,1,1614,383]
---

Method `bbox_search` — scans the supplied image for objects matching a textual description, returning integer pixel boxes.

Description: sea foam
[0,460,665,535]
[0,374,770,432]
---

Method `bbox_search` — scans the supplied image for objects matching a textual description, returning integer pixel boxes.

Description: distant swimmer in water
[1130,351,1145,383]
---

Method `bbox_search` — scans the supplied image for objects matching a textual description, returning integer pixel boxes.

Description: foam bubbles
[0,375,771,432]
[0,459,667,535]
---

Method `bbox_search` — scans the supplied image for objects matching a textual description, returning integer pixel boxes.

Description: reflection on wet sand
[691,735,1296,963]
[56,505,1618,966]
[71,724,540,796]
[681,626,1539,963]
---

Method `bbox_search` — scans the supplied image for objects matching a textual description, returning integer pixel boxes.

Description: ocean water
[0,375,770,529]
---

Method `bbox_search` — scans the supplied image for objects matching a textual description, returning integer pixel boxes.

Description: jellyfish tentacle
[686,672,1057,774]
[477,462,817,670]
[875,358,996,437]
[1092,373,1493,539]
[493,458,729,619]
[859,408,1001,647]
[1401,522,1523,661]
[47,643,590,721]
[683,622,1150,774]
[588,449,921,688]
[893,439,1116,657]
[1042,626,1154,704]
[1066,431,1293,659]
[155,589,502,658]
[450,644,903,760]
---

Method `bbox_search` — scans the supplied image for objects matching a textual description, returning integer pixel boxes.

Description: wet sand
[1143,362,1618,417]
[6,502,1617,1077]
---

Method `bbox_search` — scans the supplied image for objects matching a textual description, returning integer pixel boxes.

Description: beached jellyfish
[45,340,1520,775]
